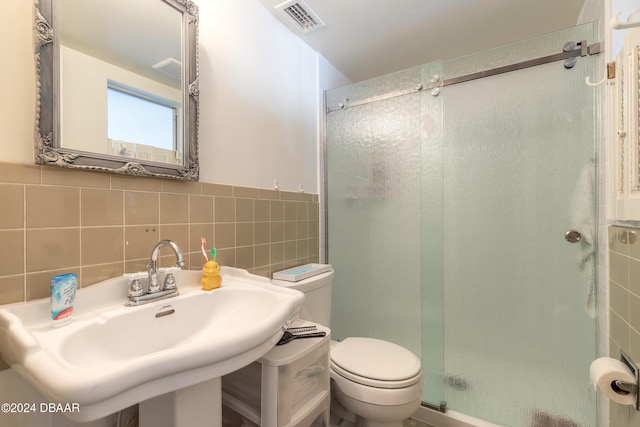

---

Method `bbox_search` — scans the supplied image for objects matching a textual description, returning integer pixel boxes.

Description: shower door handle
[564,230,582,243]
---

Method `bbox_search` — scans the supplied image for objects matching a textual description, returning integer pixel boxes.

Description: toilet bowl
[271,266,423,427]
[329,337,422,427]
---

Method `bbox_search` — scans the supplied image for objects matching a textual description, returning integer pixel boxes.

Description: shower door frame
[324,41,601,116]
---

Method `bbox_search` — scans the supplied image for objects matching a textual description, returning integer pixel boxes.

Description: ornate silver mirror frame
[33,0,200,181]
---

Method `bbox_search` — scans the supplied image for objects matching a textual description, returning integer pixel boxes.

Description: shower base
[414,406,501,427]
[414,406,582,427]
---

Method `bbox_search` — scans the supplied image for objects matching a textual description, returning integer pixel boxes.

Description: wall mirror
[33,0,199,180]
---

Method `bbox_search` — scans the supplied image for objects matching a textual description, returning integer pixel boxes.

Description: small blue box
[50,273,77,327]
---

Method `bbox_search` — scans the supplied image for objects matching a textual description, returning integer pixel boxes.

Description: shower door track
[326,40,602,113]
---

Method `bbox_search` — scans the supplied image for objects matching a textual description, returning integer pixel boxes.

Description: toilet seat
[330,337,421,389]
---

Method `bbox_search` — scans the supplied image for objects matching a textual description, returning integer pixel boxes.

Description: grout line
[22,184,27,302]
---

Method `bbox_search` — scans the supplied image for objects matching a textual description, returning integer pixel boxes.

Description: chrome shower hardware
[618,230,637,244]
[326,39,602,114]
[564,230,582,243]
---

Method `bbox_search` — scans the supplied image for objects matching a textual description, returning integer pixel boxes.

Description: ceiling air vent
[152,57,182,81]
[275,0,325,34]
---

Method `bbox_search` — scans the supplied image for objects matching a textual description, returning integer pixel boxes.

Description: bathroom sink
[0,267,304,422]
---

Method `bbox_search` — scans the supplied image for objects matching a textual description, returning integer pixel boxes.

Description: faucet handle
[128,279,145,297]
[158,267,181,291]
[164,273,177,290]
[124,272,146,298]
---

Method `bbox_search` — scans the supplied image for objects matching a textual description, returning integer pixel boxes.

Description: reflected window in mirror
[107,83,182,165]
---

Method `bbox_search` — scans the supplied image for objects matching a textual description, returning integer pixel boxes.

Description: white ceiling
[257,0,587,82]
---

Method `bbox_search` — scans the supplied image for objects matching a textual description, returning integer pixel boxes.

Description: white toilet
[272,266,422,427]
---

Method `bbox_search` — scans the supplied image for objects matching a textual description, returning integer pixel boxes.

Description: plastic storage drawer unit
[222,321,330,427]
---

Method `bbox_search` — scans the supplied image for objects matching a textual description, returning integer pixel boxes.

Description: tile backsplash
[0,161,320,306]
[608,225,640,427]
[608,226,640,360]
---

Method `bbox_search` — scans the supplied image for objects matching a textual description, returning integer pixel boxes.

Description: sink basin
[0,267,304,422]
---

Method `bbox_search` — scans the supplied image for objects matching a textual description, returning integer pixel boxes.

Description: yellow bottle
[201,247,222,290]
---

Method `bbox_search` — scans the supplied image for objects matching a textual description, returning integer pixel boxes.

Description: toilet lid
[331,337,421,385]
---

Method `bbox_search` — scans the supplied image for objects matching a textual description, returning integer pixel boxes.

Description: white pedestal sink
[0,267,304,426]
[139,377,221,427]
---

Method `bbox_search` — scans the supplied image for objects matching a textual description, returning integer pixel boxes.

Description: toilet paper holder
[618,350,640,410]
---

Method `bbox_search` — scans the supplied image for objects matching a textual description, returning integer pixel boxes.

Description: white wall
[0,0,349,194]
[198,0,347,193]
[0,1,35,165]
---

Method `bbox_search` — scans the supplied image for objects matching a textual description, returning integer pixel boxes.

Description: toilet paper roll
[589,357,636,405]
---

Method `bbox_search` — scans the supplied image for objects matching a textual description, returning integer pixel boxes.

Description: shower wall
[326,23,598,427]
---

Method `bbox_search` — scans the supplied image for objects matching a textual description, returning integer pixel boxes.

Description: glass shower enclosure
[325,24,598,427]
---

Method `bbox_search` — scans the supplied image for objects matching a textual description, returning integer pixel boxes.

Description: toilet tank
[272,267,333,327]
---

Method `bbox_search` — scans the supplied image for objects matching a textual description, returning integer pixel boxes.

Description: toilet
[272,266,422,427]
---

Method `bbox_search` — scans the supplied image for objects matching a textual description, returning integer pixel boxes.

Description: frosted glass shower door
[326,63,444,405]
[441,31,597,426]
[325,24,597,425]
[326,87,423,349]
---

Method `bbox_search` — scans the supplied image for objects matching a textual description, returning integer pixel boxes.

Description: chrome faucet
[126,240,185,306]
[148,240,185,291]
